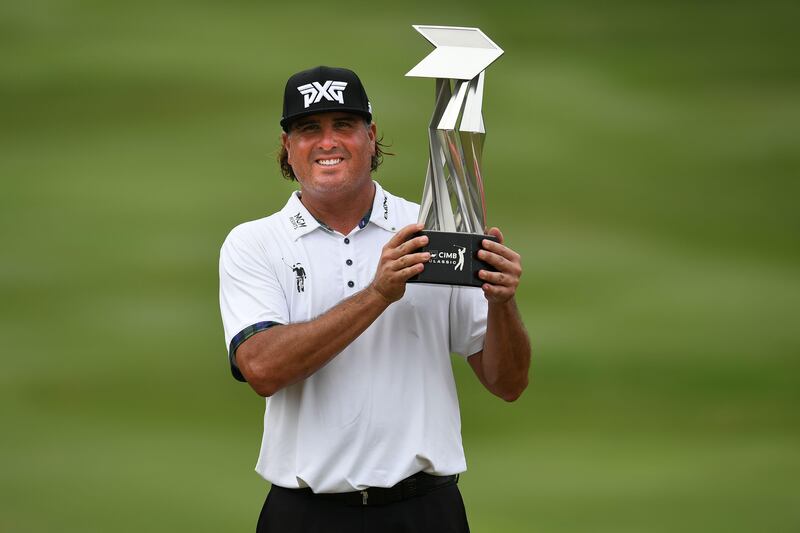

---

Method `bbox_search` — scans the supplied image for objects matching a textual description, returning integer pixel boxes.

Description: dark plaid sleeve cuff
[228,321,281,382]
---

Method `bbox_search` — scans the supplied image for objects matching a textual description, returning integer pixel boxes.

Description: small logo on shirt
[383,195,389,220]
[289,212,307,230]
[282,258,307,293]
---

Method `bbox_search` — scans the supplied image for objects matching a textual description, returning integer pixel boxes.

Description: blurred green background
[2,0,799,531]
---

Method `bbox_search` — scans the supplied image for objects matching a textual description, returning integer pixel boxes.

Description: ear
[281,131,291,163]
[368,122,377,154]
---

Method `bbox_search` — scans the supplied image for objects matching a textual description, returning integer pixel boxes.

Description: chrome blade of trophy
[406,25,504,287]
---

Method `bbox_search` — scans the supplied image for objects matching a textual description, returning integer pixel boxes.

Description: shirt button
[346,259,353,266]
[344,238,350,244]
[347,281,355,288]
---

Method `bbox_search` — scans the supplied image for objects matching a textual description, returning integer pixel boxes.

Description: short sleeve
[449,286,488,358]
[219,225,289,379]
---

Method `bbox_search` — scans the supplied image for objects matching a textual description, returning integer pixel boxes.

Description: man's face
[282,112,376,196]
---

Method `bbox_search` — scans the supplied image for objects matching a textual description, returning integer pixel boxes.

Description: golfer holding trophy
[220,24,529,533]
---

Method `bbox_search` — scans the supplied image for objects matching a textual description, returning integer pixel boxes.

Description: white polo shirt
[219,181,487,493]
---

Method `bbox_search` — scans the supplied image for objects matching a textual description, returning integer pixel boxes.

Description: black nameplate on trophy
[407,230,498,287]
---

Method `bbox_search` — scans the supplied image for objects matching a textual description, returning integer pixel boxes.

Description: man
[219,66,530,533]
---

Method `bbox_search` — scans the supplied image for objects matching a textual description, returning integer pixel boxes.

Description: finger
[478,269,518,288]
[481,282,513,303]
[392,252,431,270]
[387,234,429,260]
[478,249,521,276]
[386,223,424,249]
[481,238,520,263]
[396,262,425,281]
[486,227,504,245]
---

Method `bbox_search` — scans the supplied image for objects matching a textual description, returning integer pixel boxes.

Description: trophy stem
[418,76,488,236]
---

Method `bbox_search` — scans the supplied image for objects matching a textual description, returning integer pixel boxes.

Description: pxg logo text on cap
[297,81,348,109]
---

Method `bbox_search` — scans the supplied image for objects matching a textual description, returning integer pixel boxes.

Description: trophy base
[408,230,498,287]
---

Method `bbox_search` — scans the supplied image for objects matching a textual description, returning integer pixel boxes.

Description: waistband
[272,472,460,507]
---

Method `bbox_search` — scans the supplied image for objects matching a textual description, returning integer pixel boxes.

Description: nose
[317,123,338,151]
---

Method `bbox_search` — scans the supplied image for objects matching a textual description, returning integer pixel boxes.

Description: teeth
[318,158,342,166]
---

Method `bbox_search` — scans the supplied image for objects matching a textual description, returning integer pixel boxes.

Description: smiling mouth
[316,158,343,166]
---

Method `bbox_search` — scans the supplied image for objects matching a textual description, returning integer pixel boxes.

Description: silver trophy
[406,25,504,286]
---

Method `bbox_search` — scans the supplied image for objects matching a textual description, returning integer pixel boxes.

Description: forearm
[479,298,531,401]
[235,223,429,397]
[237,286,390,396]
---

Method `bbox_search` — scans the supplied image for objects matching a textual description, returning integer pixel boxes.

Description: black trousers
[256,483,471,533]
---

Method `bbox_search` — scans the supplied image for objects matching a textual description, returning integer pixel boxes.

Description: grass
[1,0,799,531]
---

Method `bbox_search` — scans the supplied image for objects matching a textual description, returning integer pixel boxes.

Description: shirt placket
[341,231,359,296]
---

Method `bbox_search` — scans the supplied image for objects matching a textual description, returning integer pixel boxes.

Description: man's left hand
[477,227,522,304]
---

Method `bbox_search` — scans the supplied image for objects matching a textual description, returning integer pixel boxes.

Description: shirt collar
[367,181,397,233]
[280,180,398,241]
[281,191,321,241]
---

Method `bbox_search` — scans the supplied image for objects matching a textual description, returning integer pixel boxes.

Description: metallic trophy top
[405,25,504,80]
[406,25,503,235]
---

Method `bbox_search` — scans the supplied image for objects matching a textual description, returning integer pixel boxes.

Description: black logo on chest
[282,258,307,293]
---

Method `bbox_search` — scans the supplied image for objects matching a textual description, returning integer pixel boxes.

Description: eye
[296,123,319,133]
[335,120,354,129]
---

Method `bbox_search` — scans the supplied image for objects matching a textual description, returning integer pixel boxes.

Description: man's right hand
[369,223,430,304]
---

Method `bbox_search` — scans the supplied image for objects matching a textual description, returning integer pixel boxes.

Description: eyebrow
[293,118,319,128]
[291,114,360,131]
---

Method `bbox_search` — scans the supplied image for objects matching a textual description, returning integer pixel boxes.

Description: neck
[299,181,375,235]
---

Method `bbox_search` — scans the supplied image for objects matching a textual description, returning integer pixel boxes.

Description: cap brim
[281,107,372,131]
